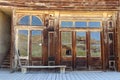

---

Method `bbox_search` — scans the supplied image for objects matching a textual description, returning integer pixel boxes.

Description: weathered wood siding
[0,0,119,10]
[0,0,120,71]
[117,11,120,71]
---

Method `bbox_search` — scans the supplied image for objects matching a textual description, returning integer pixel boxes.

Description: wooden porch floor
[0,69,120,80]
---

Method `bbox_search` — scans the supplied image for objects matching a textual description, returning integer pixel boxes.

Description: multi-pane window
[17,15,43,58]
[61,21,101,28]
[18,15,43,26]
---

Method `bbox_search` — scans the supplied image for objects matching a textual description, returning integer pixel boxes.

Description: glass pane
[76,32,86,57]
[61,21,73,27]
[88,22,100,28]
[18,30,28,56]
[90,32,101,57]
[75,22,87,27]
[61,32,72,57]
[32,16,43,26]
[18,16,30,25]
[32,30,42,57]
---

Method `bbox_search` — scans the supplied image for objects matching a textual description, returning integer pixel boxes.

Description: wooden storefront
[0,0,120,71]
[12,10,118,71]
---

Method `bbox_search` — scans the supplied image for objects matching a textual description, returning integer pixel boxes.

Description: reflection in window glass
[88,22,100,28]
[18,30,28,56]
[61,21,73,27]
[75,22,87,27]
[61,32,72,57]
[32,30,42,57]
[90,32,101,57]
[32,16,42,26]
[76,32,86,57]
[19,16,30,25]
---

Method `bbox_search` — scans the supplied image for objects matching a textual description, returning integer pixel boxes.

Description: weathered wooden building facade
[0,0,120,71]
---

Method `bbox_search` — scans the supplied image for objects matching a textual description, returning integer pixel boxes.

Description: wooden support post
[117,9,120,71]
[10,8,16,72]
[60,67,65,73]
[21,68,27,74]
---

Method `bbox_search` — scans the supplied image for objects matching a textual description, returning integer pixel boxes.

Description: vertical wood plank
[59,31,62,64]
[115,12,119,71]
[117,10,120,71]
[29,30,31,65]
[10,8,16,71]
[48,32,55,57]
[100,31,104,70]
[86,31,90,69]
[43,28,48,65]
[72,31,76,69]
[54,11,60,65]
[102,20,106,71]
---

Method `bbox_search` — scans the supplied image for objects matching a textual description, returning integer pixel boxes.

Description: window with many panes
[17,15,43,58]
[60,21,101,28]
[18,15,43,26]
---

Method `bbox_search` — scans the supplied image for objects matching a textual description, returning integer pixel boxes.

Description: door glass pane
[61,32,72,57]
[31,30,42,57]
[76,32,86,57]
[90,32,101,57]
[18,30,28,56]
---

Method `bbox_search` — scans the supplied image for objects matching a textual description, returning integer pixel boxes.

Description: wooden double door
[61,31,102,70]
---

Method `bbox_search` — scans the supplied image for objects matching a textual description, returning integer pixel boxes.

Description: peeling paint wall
[0,11,11,65]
